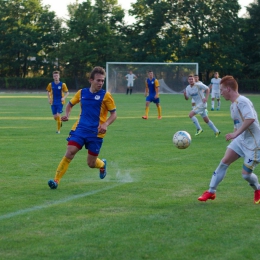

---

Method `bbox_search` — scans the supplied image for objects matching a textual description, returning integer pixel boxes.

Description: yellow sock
[57,116,61,131]
[95,158,105,169]
[157,105,162,117]
[145,107,149,117]
[54,156,71,183]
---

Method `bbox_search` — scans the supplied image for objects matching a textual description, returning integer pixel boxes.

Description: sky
[41,0,254,22]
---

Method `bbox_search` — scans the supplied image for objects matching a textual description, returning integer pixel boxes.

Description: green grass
[0,92,260,260]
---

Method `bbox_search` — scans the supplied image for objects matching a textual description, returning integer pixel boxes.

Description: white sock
[242,173,260,190]
[209,161,229,193]
[207,120,219,133]
[211,100,214,109]
[191,116,201,130]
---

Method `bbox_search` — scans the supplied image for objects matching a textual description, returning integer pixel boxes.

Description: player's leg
[48,144,80,189]
[87,138,106,179]
[198,148,240,201]
[202,114,220,137]
[126,86,129,95]
[189,110,202,135]
[217,97,221,110]
[211,93,215,110]
[142,100,150,119]
[241,149,260,203]
[155,100,162,119]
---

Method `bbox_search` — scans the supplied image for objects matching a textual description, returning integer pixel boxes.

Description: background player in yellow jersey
[48,66,117,189]
[142,70,162,119]
[46,71,69,134]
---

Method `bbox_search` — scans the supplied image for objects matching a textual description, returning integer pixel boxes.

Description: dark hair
[90,66,106,80]
[53,71,60,75]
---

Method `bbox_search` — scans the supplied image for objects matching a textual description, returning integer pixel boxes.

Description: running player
[46,71,69,134]
[184,75,220,137]
[48,67,117,189]
[198,75,260,204]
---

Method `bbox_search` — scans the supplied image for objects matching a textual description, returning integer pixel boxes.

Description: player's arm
[144,81,148,96]
[98,110,117,134]
[226,118,255,141]
[154,80,159,98]
[203,87,210,103]
[46,91,52,104]
[183,88,189,100]
[46,84,52,104]
[61,90,81,121]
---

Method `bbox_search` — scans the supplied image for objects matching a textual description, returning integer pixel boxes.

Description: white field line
[0,183,124,221]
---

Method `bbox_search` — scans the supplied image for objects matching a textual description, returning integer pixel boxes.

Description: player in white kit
[184,75,220,137]
[198,75,260,204]
[209,72,221,111]
[125,70,137,95]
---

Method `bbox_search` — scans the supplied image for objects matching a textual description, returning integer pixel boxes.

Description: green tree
[128,0,244,80]
[0,0,63,77]
[60,0,126,80]
[241,0,260,79]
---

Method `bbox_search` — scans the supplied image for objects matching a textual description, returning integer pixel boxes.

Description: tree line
[0,0,259,90]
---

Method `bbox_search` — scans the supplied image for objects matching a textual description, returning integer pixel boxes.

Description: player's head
[129,70,132,74]
[194,74,199,82]
[148,70,154,78]
[90,66,106,80]
[188,75,195,85]
[214,72,219,78]
[53,71,60,82]
[220,76,238,92]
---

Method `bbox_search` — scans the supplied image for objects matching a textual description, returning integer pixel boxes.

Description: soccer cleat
[216,108,220,111]
[142,116,148,120]
[158,116,162,119]
[254,190,260,204]
[195,129,203,136]
[198,191,216,201]
[48,179,58,189]
[215,131,221,138]
[211,108,214,111]
[56,131,60,134]
[99,159,107,179]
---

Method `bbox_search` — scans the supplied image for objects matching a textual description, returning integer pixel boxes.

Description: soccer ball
[173,131,191,149]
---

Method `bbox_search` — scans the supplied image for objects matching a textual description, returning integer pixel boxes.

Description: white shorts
[127,82,134,87]
[193,104,207,118]
[191,98,195,103]
[211,91,220,99]
[228,139,260,171]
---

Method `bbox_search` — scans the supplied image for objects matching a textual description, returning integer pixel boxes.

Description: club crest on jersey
[58,86,61,89]
[95,95,101,100]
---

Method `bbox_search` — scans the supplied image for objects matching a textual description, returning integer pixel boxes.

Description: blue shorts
[67,130,103,156]
[51,104,63,115]
[146,96,160,104]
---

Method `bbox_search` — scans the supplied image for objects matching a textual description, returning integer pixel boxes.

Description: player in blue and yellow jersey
[142,70,162,119]
[46,71,69,134]
[48,67,117,189]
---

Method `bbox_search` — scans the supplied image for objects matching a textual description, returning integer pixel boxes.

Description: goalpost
[106,62,199,94]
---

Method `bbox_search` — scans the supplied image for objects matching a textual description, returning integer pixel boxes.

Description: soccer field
[0,93,260,260]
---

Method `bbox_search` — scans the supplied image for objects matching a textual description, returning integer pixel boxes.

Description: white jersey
[185,82,209,108]
[210,77,221,92]
[231,95,260,150]
[125,74,136,84]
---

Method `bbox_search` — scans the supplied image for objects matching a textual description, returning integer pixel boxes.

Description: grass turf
[0,92,260,260]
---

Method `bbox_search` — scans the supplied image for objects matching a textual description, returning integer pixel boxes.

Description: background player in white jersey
[192,74,208,115]
[198,75,260,204]
[184,75,220,137]
[125,70,137,95]
[209,72,221,111]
